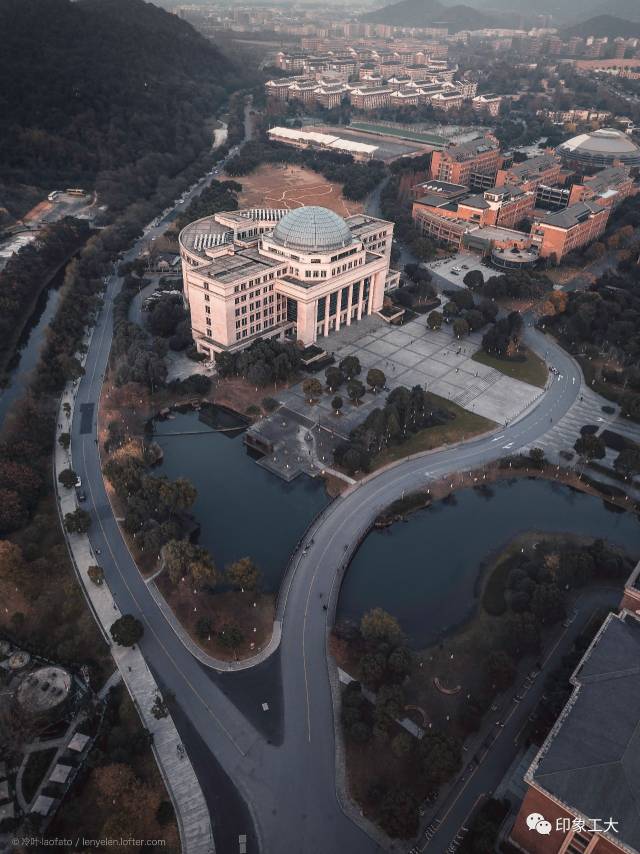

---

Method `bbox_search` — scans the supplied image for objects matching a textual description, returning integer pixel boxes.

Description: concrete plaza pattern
[279,314,543,430]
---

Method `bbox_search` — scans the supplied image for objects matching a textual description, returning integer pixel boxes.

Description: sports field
[229,163,363,218]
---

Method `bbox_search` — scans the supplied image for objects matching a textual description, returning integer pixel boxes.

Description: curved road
[70,177,583,851]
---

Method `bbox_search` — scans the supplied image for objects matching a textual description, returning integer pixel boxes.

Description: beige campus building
[179,206,397,356]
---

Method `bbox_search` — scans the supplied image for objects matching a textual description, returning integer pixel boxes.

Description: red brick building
[531,202,611,260]
[429,135,502,188]
[510,609,640,854]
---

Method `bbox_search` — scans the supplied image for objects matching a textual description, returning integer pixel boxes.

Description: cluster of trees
[434,288,498,340]
[225,137,386,201]
[487,539,631,646]
[146,293,192,352]
[0,218,90,372]
[393,264,437,311]
[0,0,244,212]
[470,269,552,301]
[334,385,454,474]
[104,455,197,556]
[338,608,462,838]
[173,179,242,232]
[481,311,524,358]
[380,176,437,261]
[540,257,640,419]
[215,338,301,387]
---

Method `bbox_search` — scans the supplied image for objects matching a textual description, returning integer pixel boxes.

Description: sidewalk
[55,331,214,854]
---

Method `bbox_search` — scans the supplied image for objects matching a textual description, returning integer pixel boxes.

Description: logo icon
[526,813,552,835]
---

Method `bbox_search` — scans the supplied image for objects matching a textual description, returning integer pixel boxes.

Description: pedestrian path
[55,327,214,854]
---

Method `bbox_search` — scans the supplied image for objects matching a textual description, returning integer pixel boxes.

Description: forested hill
[0,0,242,210]
[361,0,500,32]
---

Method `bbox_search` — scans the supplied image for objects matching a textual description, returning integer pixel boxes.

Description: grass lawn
[472,347,548,388]
[371,395,495,470]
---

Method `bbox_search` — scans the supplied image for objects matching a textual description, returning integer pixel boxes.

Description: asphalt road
[68,141,588,853]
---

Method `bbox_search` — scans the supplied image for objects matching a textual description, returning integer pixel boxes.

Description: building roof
[559,128,640,158]
[272,206,353,253]
[535,202,600,229]
[442,135,499,162]
[530,612,640,852]
[506,153,558,179]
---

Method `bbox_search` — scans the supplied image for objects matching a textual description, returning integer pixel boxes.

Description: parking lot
[425,251,489,291]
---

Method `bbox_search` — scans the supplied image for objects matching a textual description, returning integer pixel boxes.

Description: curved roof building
[178,206,397,354]
[557,128,640,171]
[272,206,353,253]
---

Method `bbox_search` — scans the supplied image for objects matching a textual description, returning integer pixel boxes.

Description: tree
[360,608,404,645]
[614,447,640,478]
[339,355,361,379]
[574,434,605,461]
[163,539,216,586]
[151,694,169,719]
[64,508,91,534]
[452,318,469,339]
[88,565,105,586]
[58,432,71,450]
[377,787,419,838]
[325,366,344,391]
[302,378,323,402]
[360,652,387,687]
[366,368,386,392]
[347,379,365,405]
[110,614,144,647]
[420,731,462,786]
[484,651,515,691]
[331,395,343,415]
[196,616,213,639]
[463,269,484,289]
[58,467,79,489]
[531,584,566,625]
[391,732,412,758]
[218,623,244,649]
[226,557,260,591]
[427,310,443,330]
[0,540,25,582]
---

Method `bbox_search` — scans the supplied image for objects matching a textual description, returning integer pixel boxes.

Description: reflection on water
[338,478,640,648]
[153,407,330,591]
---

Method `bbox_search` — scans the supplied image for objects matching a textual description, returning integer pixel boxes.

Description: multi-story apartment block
[349,86,392,110]
[567,166,635,209]
[179,206,395,356]
[430,91,465,111]
[472,93,502,116]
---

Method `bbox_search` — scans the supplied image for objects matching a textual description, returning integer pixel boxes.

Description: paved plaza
[278,313,543,429]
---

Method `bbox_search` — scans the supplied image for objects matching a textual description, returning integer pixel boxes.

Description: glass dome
[271,206,353,253]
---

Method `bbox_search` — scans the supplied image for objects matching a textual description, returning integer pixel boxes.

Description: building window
[204,294,210,302]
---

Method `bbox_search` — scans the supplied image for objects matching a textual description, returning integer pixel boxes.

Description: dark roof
[443,135,499,162]
[536,202,599,229]
[506,153,558,179]
[531,613,640,852]
[460,194,490,210]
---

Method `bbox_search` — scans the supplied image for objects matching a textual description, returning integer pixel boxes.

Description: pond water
[337,478,640,648]
[0,267,64,428]
[153,407,330,591]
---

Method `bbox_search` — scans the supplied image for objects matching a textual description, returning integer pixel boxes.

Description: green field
[472,347,548,388]
[349,121,447,147]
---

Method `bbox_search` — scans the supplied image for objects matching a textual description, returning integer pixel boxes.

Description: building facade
[179,206,395,357]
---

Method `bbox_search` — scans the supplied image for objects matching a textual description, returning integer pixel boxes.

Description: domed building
[179,205,397,355]
[557,128,640,172]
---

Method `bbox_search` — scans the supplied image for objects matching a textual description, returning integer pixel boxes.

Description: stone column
[346,282,354,326]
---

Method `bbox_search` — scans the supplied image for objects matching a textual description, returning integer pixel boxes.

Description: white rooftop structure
[49,764,73,785]
[31,795,55,816]
[68,732,90,752]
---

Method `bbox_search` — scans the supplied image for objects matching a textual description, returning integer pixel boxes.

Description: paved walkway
[55,332,214,854]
